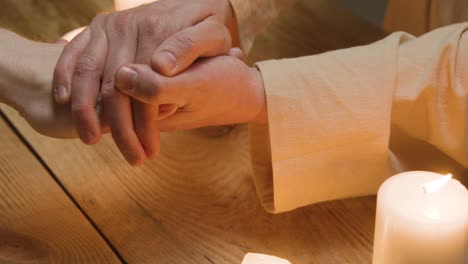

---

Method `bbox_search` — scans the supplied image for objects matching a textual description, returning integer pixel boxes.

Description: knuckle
[108,12,132,35]
[75,55,100,75]
[100,85,120,100]
[65,38,82,53]
[101,78,114,88]
[207,21,231,51]
[71,103,93,117]
[139,15,162,36]
[172,32,196,52]
[67,43,81,55]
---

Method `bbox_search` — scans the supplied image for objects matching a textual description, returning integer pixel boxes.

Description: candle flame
[423,174,452,194]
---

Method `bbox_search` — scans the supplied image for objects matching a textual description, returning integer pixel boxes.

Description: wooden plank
[0,0,389,263]
[247,0,386,64]
[0,115,121,263]
[1,108,378,263]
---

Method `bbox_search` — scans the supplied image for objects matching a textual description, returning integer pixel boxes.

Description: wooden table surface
[0,0,388,263]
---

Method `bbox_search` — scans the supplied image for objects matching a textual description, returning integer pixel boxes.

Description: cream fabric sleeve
[228,0,295,52]
[250,23,468,213]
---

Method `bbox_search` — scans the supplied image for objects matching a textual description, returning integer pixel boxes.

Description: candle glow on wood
[241,253,291,264]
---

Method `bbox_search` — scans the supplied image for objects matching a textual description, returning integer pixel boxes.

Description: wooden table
[0,1,388,263]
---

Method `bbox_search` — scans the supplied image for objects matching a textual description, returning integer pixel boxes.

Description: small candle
[373,171,468,264]
[241,253,291,264]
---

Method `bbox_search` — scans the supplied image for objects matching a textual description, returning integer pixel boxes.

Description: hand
[114,52,267,131]
[53,0,237,165]
[0,30,108,139]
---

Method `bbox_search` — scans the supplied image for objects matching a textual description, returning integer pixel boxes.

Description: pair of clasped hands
[54,0,267,165]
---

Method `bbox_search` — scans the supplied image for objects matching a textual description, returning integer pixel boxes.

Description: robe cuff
[249,40,402,212]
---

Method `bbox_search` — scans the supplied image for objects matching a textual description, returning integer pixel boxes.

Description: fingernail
[54,85,69,103]
[157,51,177,74]
[116,67,137,91]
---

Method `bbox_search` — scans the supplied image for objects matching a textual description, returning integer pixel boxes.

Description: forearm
[0,29,31,108]
[0,29,62,111]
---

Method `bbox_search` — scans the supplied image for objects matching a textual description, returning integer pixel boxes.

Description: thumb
[115,65,187,106]
[150,19,232,76]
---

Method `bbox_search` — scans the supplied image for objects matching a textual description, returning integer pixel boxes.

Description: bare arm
[0,29,81,138]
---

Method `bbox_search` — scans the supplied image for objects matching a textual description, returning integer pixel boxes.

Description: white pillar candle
[114,0,157,11]
[373,171,468,264]
[241,253,291,264]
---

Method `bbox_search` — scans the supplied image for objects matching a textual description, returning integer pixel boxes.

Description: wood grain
[0,0,390,263]
[0,110,378,263]
[247,0,386,64]
[0,116,121,263]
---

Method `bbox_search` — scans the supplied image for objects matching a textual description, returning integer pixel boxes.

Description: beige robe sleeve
[228,0,295,52]
[250,23,468,213]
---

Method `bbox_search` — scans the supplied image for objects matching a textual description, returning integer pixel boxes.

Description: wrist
[0,30,63,112]
[247,67,268,124]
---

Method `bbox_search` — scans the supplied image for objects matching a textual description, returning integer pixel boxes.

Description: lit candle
[241,253,291,264]
[373,171,468,264]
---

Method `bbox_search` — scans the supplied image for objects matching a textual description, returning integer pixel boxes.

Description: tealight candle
[241,253,291,264]
[373,171,468,264]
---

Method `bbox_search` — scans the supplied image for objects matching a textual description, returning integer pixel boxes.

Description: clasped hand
[53,0,266,165]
